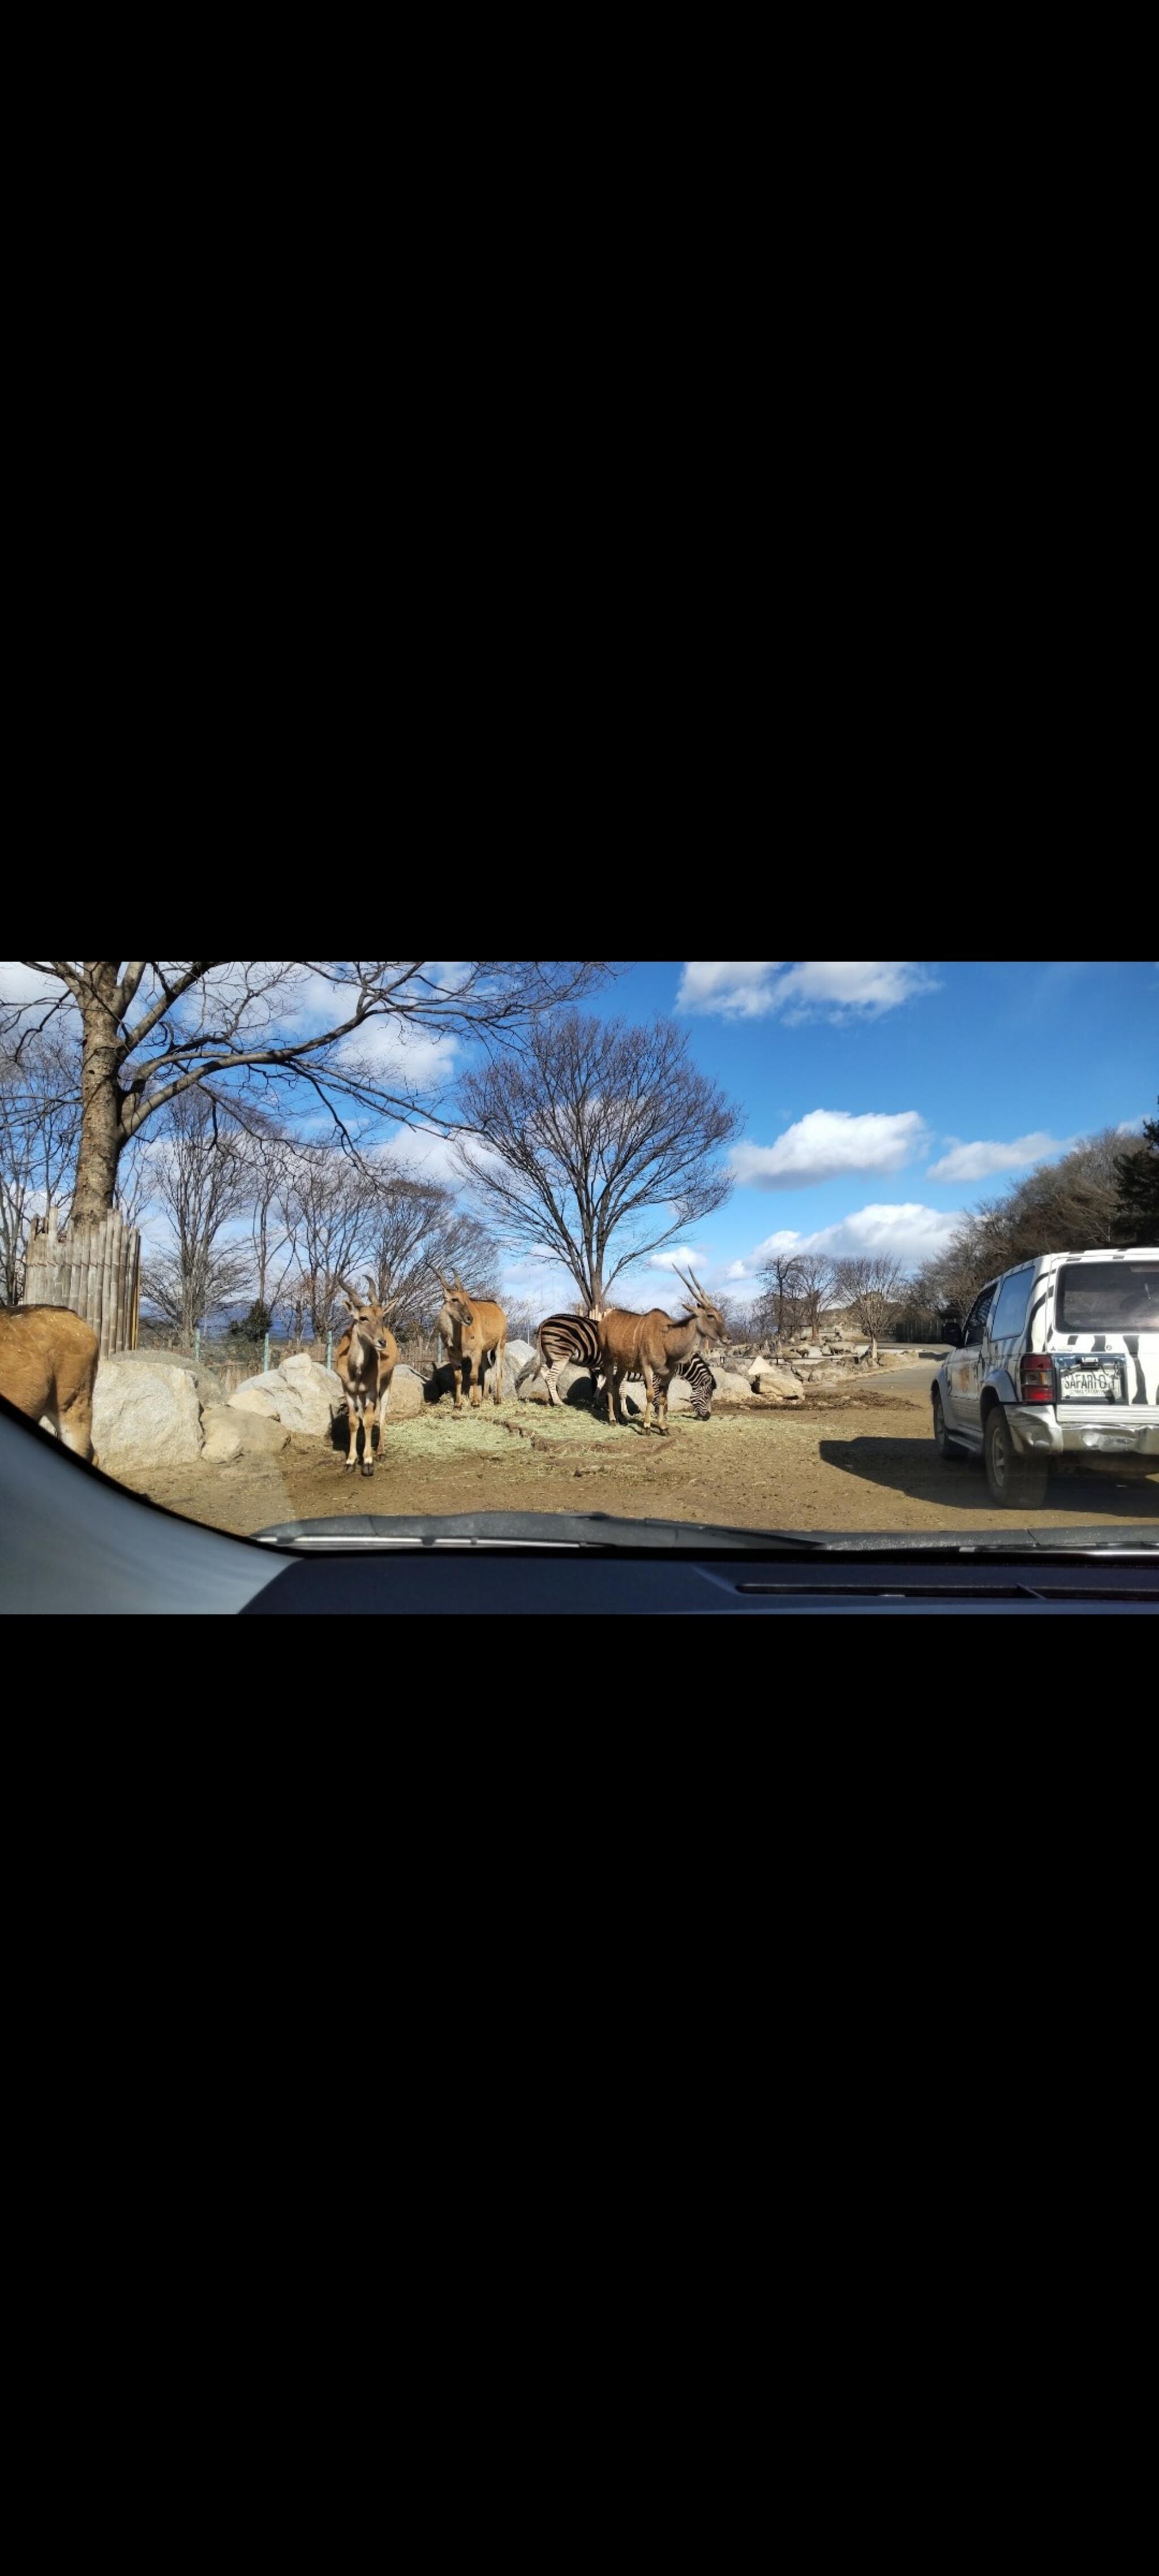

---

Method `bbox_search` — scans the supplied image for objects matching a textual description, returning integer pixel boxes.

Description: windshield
[1055,1261,1159,1333]
[2,960,1157,1553]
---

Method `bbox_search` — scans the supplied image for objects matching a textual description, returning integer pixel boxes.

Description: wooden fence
[24,1205,141,1356]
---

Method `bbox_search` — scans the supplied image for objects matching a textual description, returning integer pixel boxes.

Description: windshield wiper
[252,1510,1159,1556]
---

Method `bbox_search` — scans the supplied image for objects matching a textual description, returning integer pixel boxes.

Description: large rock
[230,1354,345,1437]
[201,1405,291,1464]
[505,1339,535,1373]
[520,1360,596,1408]
[753,1365,801,1400]
[92,1356,205,1470]
[711,1370,762,1405]
[106,1347,227,1408]
[382,1364,426,1421]
[230,1378,281,1418]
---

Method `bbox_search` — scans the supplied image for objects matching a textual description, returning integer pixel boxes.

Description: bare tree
[141,1090,253,1345]
[282,1147,372,1343]
[1,962,619,1225]
[793,1251,836,1339]
[912,1127,1147,1326]
[759,1249,806,1338]
[0,1030,83,1304]
[242,1128,302,1322]
[365,1173,499,1332]
[1114,1100,1159,1242]
[829,1253,908,1362]
[455,1011,742,1310]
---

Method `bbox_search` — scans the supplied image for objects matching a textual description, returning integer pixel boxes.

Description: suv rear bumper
[1006,1404,1159,1464]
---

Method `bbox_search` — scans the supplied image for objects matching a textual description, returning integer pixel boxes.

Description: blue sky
[530,958,1156,1302]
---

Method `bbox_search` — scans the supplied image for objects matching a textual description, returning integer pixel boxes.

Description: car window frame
[963,1281,998,1345]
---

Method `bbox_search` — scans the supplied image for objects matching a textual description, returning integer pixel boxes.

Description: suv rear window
[1055,1261,1159,1332]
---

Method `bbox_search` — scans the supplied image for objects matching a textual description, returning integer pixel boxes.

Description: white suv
[932,1248,1159,1508]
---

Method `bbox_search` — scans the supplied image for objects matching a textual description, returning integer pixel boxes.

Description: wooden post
[111,1215,126,1354]
[101,1213,117,1354]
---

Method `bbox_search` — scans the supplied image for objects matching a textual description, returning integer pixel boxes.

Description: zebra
[517,1314,717,1417]
[516,1311,602,1407]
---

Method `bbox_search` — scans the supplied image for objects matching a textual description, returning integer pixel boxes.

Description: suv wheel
[932,1388,966,1461]
[984,1406,1049,1510]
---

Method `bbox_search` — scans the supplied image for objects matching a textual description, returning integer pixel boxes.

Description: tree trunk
[72,978,126,1225]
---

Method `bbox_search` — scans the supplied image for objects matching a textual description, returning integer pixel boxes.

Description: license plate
[1058,1359,1124,1403]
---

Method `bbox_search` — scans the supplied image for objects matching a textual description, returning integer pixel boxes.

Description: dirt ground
[119,1364,1159,1538]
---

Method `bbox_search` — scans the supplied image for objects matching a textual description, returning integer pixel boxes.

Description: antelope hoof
[360,1459,374,1478]
[345,1460,357,1473]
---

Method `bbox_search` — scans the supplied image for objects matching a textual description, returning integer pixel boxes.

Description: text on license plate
[1061,1369,1118,1397]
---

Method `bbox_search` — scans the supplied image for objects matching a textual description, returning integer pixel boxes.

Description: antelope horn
[672,1265,698,1303]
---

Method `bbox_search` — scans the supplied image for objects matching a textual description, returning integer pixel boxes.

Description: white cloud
[677,961,937,1021]
[729,1202,965,1276]
[676,962,784,1017]
[336,1018,457,1090]
[1117,1117,1145,1138]
[926,1131,1062,1183]
[730,1108,927,1189]
[645,1244,710,1273]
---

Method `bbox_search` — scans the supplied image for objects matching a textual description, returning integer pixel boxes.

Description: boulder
[104,1347,227,1408]
[201,1405,290,1464]
[230,1355,345,1437]
[505,1339,536,1373]
[230,1378,281,1418]
[382,1364,426,1421]
[753,1365,801,1400]
[92,1355,205,1471]
[518,1360,595,1408]
[711,1370,761,1405]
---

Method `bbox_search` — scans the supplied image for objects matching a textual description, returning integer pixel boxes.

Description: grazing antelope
[0,1304,101,1464]
[334,1280,399,1475]
[433,1271,508,1411]
[598,1267,726,1433]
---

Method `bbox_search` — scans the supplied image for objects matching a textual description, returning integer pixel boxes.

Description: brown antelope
[598,1267,726,1433]
[433,1270,508,1410]
[334,1280,399,1475]
[0,1304,101,1464]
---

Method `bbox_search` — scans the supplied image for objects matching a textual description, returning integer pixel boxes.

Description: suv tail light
[1020,1355,1055,1404]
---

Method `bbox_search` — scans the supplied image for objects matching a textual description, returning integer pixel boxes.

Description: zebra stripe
[535,1314,603,1370]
